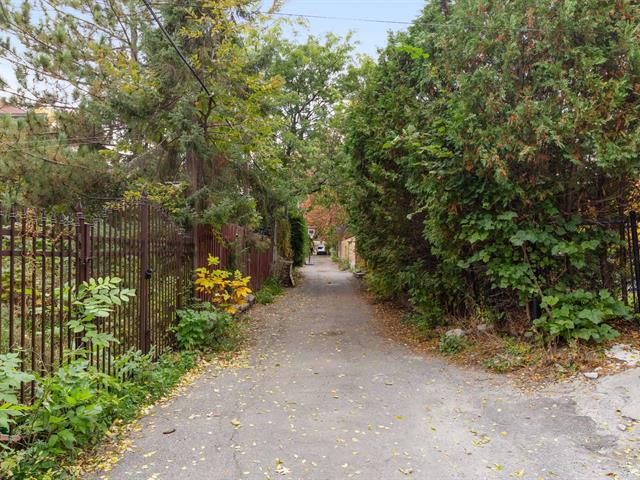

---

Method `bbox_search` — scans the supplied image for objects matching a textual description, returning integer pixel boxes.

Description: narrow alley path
[96,257,632,480]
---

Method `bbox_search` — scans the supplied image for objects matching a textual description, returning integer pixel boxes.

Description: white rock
[605,344,640,366]
[583,372,599,380]
[445,328,466,338]
[477,324,489,333]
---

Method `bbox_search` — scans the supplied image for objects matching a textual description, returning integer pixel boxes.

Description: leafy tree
[344,0,640,339]
[242,30,357,235]
[0,1,357,244]
[0,1,283,222]
[302,193,348,251]
[0,110,123,209]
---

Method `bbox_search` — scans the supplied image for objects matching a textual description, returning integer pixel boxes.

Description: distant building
[339,236,358,270]
[0,103,27,118]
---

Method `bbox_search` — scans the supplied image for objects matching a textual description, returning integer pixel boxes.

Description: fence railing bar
[19,209,27,403]
[39,211,46,374]
[57,216,64,370]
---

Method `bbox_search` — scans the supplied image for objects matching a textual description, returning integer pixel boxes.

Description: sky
[0,1,426,95]
[267,0,425,57]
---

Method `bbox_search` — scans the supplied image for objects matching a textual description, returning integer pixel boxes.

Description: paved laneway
[96,256,636,479]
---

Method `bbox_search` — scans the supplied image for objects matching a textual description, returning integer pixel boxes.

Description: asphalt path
[94,256,634,480]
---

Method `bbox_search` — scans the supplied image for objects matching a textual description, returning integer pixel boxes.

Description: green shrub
[0,352,34,432]
[399,261,462,322]
[289,214,308,267]
[255,290,274,305]
[483,340,532,373]
[403,313,435,337]
[29,359,121,455]
[0,348,197,479]
[143,351,196,399]
[483,353,525,373]
[175,304,236,351]
[276,218,293,260]
[115,349,196,409]
[255,278,284,305]
[438,333,467,356]
[0,277,213,478]
[0,277,133,438]
[534,290,630,343]
[69,277,135,349]
[338,258,351,271]
[113,348,155,383]
[364,271,402,302]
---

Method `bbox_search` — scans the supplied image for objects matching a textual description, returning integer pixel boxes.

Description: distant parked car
[316,243,327,255]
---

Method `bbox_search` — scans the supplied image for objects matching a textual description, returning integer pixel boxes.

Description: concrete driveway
[93,256,638,480]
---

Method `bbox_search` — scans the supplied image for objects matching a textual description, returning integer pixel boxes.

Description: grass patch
[175,304,244,352]
[254,278,284,305]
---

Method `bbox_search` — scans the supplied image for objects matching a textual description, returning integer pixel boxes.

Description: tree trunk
[440,0,449,17]
[187,147,205,213]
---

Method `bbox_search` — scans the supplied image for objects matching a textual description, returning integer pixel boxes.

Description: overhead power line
[146,3,413,25]
[141,0,212,97]
[263,11,412,25]
[263,11,550,31]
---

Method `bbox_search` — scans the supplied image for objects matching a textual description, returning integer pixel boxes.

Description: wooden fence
[194,223,273,291]
[0,197,272,402]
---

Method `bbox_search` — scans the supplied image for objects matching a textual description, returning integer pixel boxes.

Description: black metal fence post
[75,207,90,350]
[629,211,640,313]
[138,196,151,353]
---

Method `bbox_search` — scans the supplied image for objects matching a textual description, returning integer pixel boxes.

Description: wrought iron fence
[621,212,640,313]
[0,197,273,402]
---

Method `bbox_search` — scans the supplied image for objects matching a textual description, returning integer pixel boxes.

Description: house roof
[0,104,27,117]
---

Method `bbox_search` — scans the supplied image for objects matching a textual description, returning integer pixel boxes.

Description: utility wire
[263,11,553,31]
[147,1,414,25]
[141,0,212,97]
[263,12,412,25]
[142,0,235,128]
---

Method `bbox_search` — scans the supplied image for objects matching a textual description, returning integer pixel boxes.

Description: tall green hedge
[344,0,639,341]
[289,214,309,267]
